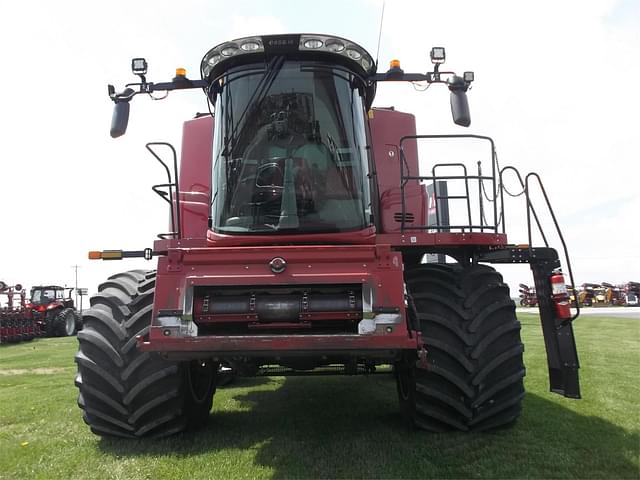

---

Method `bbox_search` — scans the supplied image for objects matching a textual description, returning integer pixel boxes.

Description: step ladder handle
[525,172,579,321]
[500,166,548,247]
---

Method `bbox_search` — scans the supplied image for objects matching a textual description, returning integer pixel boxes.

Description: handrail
[524,172,580,321]
[398,134,499,233]
[499,166,548,246]
[146,142,182,239]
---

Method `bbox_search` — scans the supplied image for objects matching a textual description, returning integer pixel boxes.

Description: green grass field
[1,314,639,479]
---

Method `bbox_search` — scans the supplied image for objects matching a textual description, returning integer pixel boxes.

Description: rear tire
[75,270,217,438]
[398,263,525,431]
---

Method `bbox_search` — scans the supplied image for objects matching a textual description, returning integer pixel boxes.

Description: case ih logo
[267,38,296,47]
[263,35,301,52]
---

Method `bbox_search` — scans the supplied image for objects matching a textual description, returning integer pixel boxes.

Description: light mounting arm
[372,47,475,127]
[108,58,208,138]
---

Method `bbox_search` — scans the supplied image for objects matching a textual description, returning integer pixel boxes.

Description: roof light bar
[201,34,375,80]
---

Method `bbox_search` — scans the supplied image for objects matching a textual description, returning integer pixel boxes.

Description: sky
[0,0,638,303]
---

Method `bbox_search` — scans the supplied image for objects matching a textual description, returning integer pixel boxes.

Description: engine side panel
[368,108,427,233]
[178,116,214,239]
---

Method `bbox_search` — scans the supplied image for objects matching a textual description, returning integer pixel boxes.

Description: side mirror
[110,88,135,138]
[448,75,471,127]
[111,100,131,138]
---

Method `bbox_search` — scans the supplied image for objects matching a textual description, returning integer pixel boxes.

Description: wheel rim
[187,360,215,404]
[65,314,74,335]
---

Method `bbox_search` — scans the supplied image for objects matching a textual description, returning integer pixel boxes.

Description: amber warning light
[88,248,154,261]
[88,250,123,260]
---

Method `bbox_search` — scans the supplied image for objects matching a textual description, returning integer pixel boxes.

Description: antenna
[375,0,386,70]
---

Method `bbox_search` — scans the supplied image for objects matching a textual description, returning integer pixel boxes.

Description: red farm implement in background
[0,281,39,344]
[76,34,581,438]
[518,283,539,307]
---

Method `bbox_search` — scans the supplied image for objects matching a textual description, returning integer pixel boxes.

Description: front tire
[75,270,217,438]
[399,263,525,432]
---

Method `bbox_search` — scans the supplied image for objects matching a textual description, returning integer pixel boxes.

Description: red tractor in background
[76,34,580,438]
[29,285,81,337]
[0,281,38,343]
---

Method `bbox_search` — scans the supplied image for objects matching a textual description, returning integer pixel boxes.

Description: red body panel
[376,232,507,248]
[369,108,427,233]
[178,116,213,239]
[206,226,376,246]
[143,244,417,355]
[178,116,213,196]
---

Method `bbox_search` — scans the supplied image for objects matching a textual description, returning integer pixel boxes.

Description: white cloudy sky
[0,0,638,300]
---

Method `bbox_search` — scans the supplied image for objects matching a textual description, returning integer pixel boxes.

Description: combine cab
[76,34,581,438]
[30,285,80,336]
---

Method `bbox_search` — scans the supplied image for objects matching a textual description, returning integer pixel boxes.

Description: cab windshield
[211,60,371,234]
[31,289,56,305]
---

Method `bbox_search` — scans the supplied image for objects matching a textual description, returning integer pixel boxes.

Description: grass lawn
[1,314,638,479]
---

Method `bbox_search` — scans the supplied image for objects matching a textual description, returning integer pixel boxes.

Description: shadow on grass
[99,375,638,479]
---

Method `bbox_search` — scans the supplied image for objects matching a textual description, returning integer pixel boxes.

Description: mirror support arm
[107,78,209,138]
[372,70,473,127]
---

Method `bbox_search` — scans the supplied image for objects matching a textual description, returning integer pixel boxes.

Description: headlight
[303,38,323,49]
[220,44,239,56]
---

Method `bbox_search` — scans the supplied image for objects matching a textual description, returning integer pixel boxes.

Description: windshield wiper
[222,55,286,158]
[210,56,286,209]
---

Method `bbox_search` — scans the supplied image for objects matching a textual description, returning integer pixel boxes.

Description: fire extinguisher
[550,272,572,319]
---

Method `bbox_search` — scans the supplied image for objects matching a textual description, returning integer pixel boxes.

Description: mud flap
[479,246,581,399]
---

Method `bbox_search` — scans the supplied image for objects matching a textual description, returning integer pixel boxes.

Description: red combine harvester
[76,34,580,438]
[0,281,38,343]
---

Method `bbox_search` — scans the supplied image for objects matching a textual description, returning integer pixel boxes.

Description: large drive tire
[54,308,77,336]
[44,310,58,337]
[398,263,525,432]
[73,310,83,332]
[75,270,217,438]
